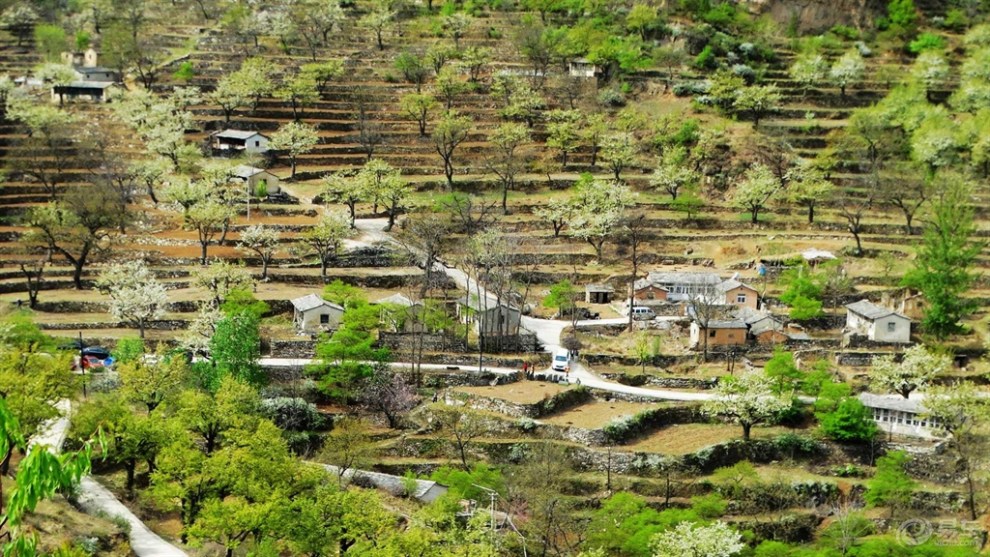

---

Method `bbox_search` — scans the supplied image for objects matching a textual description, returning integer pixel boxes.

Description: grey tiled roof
[846,300,909,321]
[291,293,342,312]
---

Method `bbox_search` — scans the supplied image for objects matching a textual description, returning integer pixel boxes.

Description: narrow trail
[30,401,189,557]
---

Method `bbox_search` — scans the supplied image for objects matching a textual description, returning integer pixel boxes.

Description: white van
[551,348,570,372]
[630,306,657,321]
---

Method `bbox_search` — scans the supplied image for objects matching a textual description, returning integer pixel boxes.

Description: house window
[736,293,747,303]
[320,314,330,324]
[708,330,716,338]
[887,322,896,333]
[255,140,260,146]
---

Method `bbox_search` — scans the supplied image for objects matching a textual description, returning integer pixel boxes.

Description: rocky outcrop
[739,0,885,32]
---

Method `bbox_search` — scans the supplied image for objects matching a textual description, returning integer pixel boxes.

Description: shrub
[941,9,967,32]
[254,179,269,198]
[261,396,325,431]
[731,63,755,84]
[832,463,866,477]
[112,337,145,364]
[172,61,194,82]
[908,32,946,53]
[773,433,820,457]
[673,118,700,145]
[597,87,626,107]
[517,417,537,432]
[694,45,717,69]
[818,398,878,442]
[788,295,823,320]
[672,80,710,96]
[829,24,860,40]
[88,371,121,393]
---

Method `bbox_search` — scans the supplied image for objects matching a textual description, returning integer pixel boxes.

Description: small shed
[689,319,748,349]
[232,165,281,195]
[568,57,600,78]
[858,393,940,439]
[51,81,116,103]
[291,294,344,333]
[456,297,521,336]
[212,130,271,154]
[845,300,911,343]
[802,248,837,267]
[585,283,614,304]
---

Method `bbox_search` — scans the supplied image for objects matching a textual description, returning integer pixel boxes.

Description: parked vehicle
[551,348,570,372]
[629,307,657,321]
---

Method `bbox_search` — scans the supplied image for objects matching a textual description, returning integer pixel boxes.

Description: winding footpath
[29,401,188,557]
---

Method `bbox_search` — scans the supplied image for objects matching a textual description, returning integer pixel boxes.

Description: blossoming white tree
[95,260,168,338]
[237,225,281,281]
[651,521,744,557]
[870,344,950,398]
[703,370,790,441]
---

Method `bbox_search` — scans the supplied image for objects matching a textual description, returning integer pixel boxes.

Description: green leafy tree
[486,122,530,214]
[33,24,65,62]
[903,174,981,338]
[865,450,916,517]
[887,0,918,31]
[818,397,878,443]
[733,84,781,128]
[400,92,438,137]
[764,349,803,394]
[210,312,263,387]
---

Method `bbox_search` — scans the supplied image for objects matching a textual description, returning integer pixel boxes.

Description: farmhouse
[456,296,521,336]
[717,278,758,310]
[291,294,344,333]
[689,319,748,348]
[61,47,100,68]
[845,300,911,343]
[51,81,117,103]
[211,129,271,154]
[232,165,281,195]
[375,293,427,333]
[631,278,669,301]
[858,393,941,439]
[567,57,600,78]
[645,271,722,302]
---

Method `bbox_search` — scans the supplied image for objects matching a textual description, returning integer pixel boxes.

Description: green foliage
[788,295,823,321]
[430,463,505,500]
[220,288,270,320]
[865,450,916,514]
[543,279,576,312]
[909,32,946,53]
[903,175,980,339]
[33,24,65,62]
[764,349,803,394]
[209,312,263,388]
[322,279,368,308]
[694,45,717,70]
[311,301,389,401]
[112,337,146,364]
[818,398,878,442]
[887,0,918,29]
[74,31,90,51]
[172,61,195,82]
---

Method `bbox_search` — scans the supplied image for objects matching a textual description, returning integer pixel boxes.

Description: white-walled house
[845,300,911,343]
[645,271,722,302]
[291,294,344,333]
[232,165,281,195]
[858,393,941,439]
[456,296,521,336]
[212,130,271,154]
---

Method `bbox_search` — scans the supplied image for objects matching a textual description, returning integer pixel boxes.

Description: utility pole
[471,483,498,539]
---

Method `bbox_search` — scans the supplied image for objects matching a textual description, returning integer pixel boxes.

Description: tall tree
[568,176,635,260]
[300,210,351,278]
[486,123,531,214]
[24,183,127,289]
[731,163,779,224]
[237,225,281,280]
[432,111,472,189]
[903,174,981,338]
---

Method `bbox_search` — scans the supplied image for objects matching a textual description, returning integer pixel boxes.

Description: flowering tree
[568,177,635,260]
[789,54,829,95]
[829,49,865,97]
[300,210,351,278]
[237,225,281,280]
[360,363,418,429]
[96,260,168,338]
[270,121,319,179]
[870,344,950,398]
[911,51,950,102]
[650,146,698,200]
[703,370,790,440]
[731,163,779,224]
[651,521,744,557]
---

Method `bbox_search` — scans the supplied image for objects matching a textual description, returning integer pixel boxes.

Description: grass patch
[622,423,792,455]
[542,400,660,429]
[454,382,572,405]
